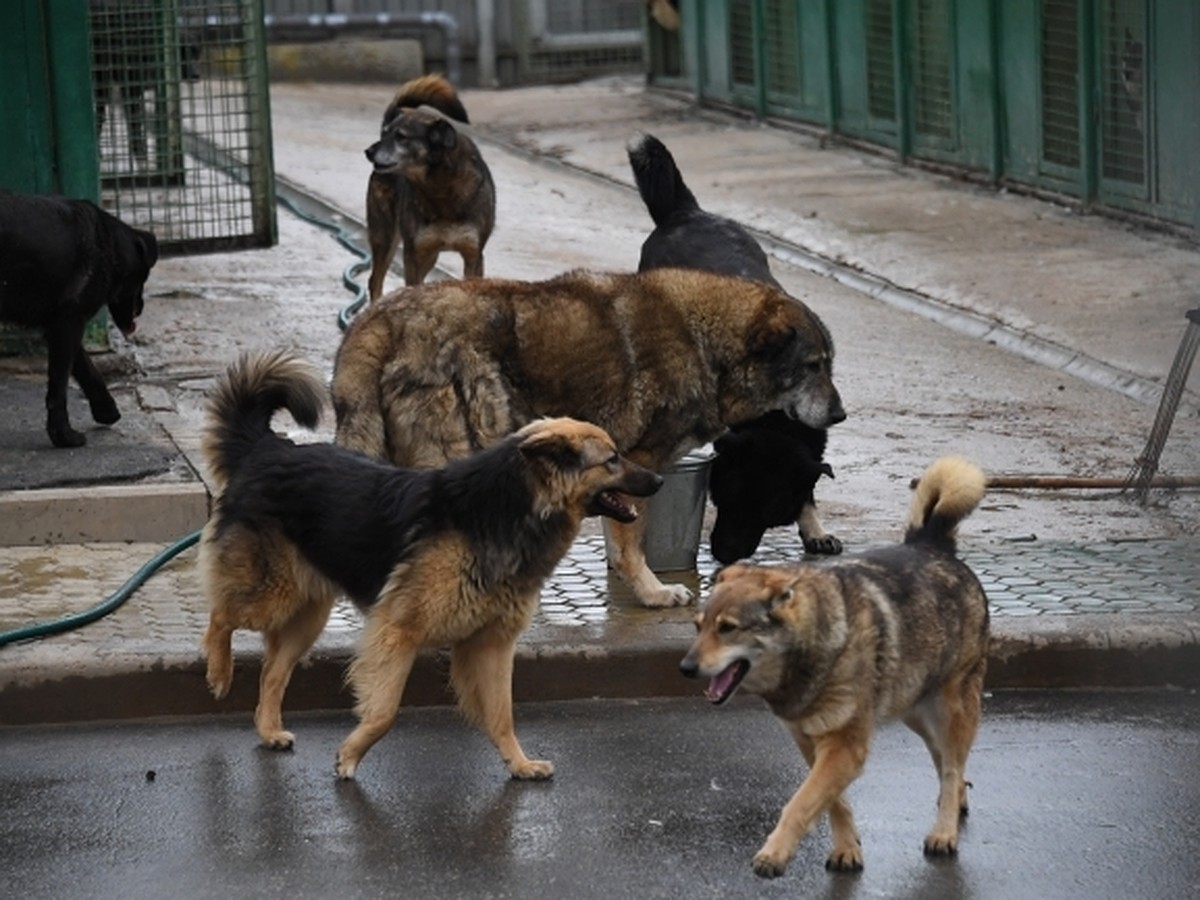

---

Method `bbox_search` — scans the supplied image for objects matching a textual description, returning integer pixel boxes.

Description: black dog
[0,190,158,447]
[627,132,842,562]
[709,411,835,564]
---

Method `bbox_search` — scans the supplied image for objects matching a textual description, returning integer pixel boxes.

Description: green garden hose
[0,530,201,647]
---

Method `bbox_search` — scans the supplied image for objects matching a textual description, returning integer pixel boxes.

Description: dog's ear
[137,230,159,268]
[428,119,459,151]
[766,583,798,618]
[714,563,752,584]
[714,431,747,455]
[518,428,580,470]
[746,306,798,357]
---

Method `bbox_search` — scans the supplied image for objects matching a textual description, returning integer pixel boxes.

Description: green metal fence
[652,0,1199,232]
[92,0,277,253]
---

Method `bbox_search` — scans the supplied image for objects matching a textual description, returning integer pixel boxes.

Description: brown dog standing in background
[364,74,495,298]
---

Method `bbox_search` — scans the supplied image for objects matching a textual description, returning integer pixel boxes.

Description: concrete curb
[2,615,1197,727]
[0,482,210,546]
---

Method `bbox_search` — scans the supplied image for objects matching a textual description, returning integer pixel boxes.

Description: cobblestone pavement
[4,528,1197,649]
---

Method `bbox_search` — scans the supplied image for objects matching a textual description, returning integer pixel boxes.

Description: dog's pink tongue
[705,665,738,703]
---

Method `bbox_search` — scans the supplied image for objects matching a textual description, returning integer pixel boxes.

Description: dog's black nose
[364,143,378,162]
[679,657,698,679]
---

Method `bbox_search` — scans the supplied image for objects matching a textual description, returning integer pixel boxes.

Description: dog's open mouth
[588,490,638,523]
[705,659,749,705]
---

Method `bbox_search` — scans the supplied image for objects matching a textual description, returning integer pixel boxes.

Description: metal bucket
[607,445,714,573]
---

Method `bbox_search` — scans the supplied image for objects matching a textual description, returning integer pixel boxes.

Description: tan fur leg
[753,728,868,879]
[403,245,440,286]
[366,179,399,301]
[450,624,553,780]
[335,619,420,779]
[905,667,983,856]
[203,614,235,700]
[254,592,335,750]
[604,510,692,607]
[798,502,842,555]
[461,246,484,279]
[367,235,399,301]
[792,729,862,871]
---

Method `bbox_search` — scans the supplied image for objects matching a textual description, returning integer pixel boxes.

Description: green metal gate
[656,0,1199,232]
[90,0,277,253]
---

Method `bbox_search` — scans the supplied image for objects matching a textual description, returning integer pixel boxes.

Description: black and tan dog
[365,74,495,298]
[681,456,989,878]
[0,189,158,447]
[200,349,660,779]
[627,132,841,562]
[332,268,845,609]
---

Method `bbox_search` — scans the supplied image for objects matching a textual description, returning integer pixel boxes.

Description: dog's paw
[90,397,121,425]
[751,850,790,879]
[259,730,296,752]
[802,533,843,555]
[824,846,864,873]
[509,759,555,781]
[335,748,358,780]
[640,583,694,608]
[205,670,231,701]
[48,424,86,448]
[922,831,959,857]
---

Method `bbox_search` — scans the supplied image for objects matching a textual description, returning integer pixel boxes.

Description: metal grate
[1041,0,1080,168]
[763,0,801,100]
[89,0,276,254]
[730,0,755,90]
[545,0,640,32]
[518,0,645,82]
[1100,0,1146,186]
[866,0,896,121]
[909,0,953,141]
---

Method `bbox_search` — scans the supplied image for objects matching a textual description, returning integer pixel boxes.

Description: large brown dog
[681,456,990,878]
[332,268,845,608]
[365,74,495,298]
[200,349,661,779]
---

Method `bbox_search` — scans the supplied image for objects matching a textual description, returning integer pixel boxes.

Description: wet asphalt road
[2,690,1197,899]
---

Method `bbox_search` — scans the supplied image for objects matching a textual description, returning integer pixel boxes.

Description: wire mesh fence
[1099,0,1146,188]
[89,0,276,254]
[516,0,645,83]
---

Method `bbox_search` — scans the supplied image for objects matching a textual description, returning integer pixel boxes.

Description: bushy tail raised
[384,73,469,125]
[904,456,986,552]
[626,131,700,226]
[202,349,325,492]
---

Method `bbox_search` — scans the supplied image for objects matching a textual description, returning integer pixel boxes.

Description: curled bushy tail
[626,131,700,226]
[383,73,469,125]
[202,349,325,491]
[904,456,986,552]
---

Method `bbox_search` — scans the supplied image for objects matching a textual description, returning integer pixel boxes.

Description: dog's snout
[364,143,379,163]
[679,655,699,679]
[829,402,847,426]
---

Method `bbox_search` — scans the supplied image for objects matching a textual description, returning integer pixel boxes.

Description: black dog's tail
[626,131,700,226]
[904,456,986,553]
[383,73,469,125]
[202,349,325,492]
